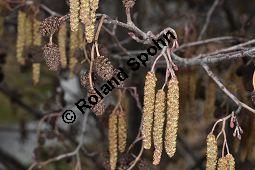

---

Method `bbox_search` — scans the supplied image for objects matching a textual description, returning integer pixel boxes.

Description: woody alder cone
[93,55,116,81]
[43,43,61,71]
[40,16,62,36]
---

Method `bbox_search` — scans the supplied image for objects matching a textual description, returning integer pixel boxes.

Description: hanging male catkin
[25,17,33,47]
[217,157,228,170]
[206,134,218,170]
[226,154,235,170]
[109,112,118,170]
[32,18,42,85]
[165,78,179,157]
[118,110,127,153]
[152,90,165,165]
[69,0,80,32]
[69,29,78,74]
[58,22,67,68]
[16,11,26,65]
[80,0,90,25]
[142,71,157,149]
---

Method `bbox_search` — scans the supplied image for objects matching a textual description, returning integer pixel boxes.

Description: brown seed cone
[69,0,80,32]
[109,112,118,170]
[87,88,105,115]
[39,16,61,36]
[206,134,218,170]
[93,55,116,81]
[122,0,136,9]
[118,110,127,153]
[58,22,67,68]
[80,0,91,25]
[16,11,26,65]
[217,157,228,170]
[32,19,42,46]
[226,154,235,170]
[25,17,33,47]
[32,63,40,85]
[142,71,157,149]
[43,43,61,71]
[165,78,179,157]
[153,90,165,165]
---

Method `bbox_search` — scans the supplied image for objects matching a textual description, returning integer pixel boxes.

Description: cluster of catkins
[108,107,128,170]
[142,71,179,165]
[70,0,99,42]
[206,134,235,170]
[16,10,42,84]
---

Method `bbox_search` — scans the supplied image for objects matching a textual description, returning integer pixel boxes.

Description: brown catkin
[32,63,40,85]
[118,110,127,153]
[152,90,165,165]
[16,11,26,65]
[43,43,61,71]
[206,134,218,170]
[58,22,67,68]
[69,0,80,32]
[69,30,78,74]
[165,78,179,157]
[78,25,84,49]
[109,112,118,170]
[122,0,136,9]
[142,72,157,149]
[25,16,33,47]
[93,55,116,80]
[226,154,235,170]
[217,157,228,170]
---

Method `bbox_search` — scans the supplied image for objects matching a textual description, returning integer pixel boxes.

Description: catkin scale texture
[58,23,67,68]
[142,72,157,149]
[33,19,42,46]
[226,154,235,170]
[109,113,118,170]
[118,110,127,153]
[206,134,218,170]
[80,0,90,25]
[152,90,165,165]
[32,64,40,85]
[165,78,179,157]
[16,11,26,65]
[69,30,78,74]
[25,17,33,47]
[217,157,228,170]
[69,0,80,32]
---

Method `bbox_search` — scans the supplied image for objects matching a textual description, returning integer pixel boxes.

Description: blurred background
[0,0,255,169]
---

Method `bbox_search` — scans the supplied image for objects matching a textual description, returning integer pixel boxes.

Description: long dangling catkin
[0,16,3,36]
[142,71,157,149]
[69,30,78,74]
[217,157,228,170]
[58,22,67,68]
[16,11,26,65]
[32,18,42,85]
[78,25,84,49]
[69,0,80,32]
[33,19,42,46]
[109,112,118,170]
[80,0,90,25]
[118,110,127,153]
[32,63,40,85]
[165,78,179,157]
[25,16,33,47]
[152,90,165,165]
[226,154,235,170]
[206,134,218,170]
